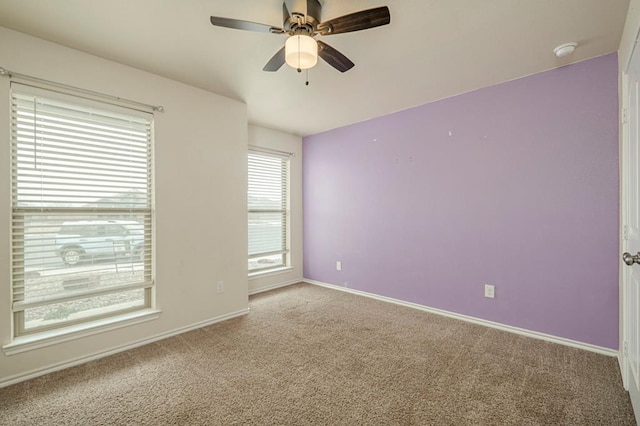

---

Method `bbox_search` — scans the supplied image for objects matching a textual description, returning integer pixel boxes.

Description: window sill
[249,266,294,280]
[3,309,162,356]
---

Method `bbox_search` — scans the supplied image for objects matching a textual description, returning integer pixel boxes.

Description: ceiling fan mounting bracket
[317,25,333,36]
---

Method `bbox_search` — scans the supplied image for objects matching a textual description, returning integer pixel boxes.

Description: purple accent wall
[303,53,619,349]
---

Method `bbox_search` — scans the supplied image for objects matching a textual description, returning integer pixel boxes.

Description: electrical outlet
[484,284,495,299]
[217,281,224,294]
[336,261,342,271]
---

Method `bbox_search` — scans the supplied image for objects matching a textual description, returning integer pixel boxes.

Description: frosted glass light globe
[285,35,318,70]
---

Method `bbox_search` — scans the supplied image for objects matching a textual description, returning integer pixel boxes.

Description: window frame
[9,83,155,338]
[247,149,291,275]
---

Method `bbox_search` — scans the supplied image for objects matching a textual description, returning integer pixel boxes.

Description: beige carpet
[0,283,635,425]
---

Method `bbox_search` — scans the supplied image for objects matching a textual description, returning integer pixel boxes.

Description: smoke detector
[554,42,577,58]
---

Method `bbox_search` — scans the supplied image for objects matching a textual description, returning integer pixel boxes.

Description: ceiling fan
[209,0,390,73]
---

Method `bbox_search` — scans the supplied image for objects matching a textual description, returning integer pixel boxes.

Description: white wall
[248,125,303,294]
[0,27,249,384]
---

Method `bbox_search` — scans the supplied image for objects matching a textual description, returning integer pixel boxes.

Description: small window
[10,84,154,336]
[248,150,290,274]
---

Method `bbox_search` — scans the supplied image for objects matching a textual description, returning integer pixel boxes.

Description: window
[248,150,290,274]
[10,83,153,337]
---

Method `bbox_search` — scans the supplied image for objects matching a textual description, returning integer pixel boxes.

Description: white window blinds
[248,150,289,273]
[10,83,154,336]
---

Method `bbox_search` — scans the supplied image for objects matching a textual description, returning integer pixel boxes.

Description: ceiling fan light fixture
[285,35,318,70]
[210,4,390,74]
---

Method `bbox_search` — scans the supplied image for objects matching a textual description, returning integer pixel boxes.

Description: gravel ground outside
[22,261,146,328]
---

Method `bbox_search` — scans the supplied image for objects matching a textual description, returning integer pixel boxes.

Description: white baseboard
[3,280,618,389]
[304,279,618,357]
[0,308,249,389]
[249,279,301,295]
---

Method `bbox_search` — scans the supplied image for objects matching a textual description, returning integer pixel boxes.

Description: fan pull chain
[297,36,302,73]
[306,69,309,86]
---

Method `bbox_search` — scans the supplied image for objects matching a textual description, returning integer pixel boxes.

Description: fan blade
[316,6,390,35]
[283,2,291,22]
[317,41,354,73]
[263,46,287,72]
[210,16,285,34]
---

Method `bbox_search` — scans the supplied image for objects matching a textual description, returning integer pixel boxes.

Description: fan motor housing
[284,0,322,33]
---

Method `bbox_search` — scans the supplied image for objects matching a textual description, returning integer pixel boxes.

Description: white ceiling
[0,0,631,136]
